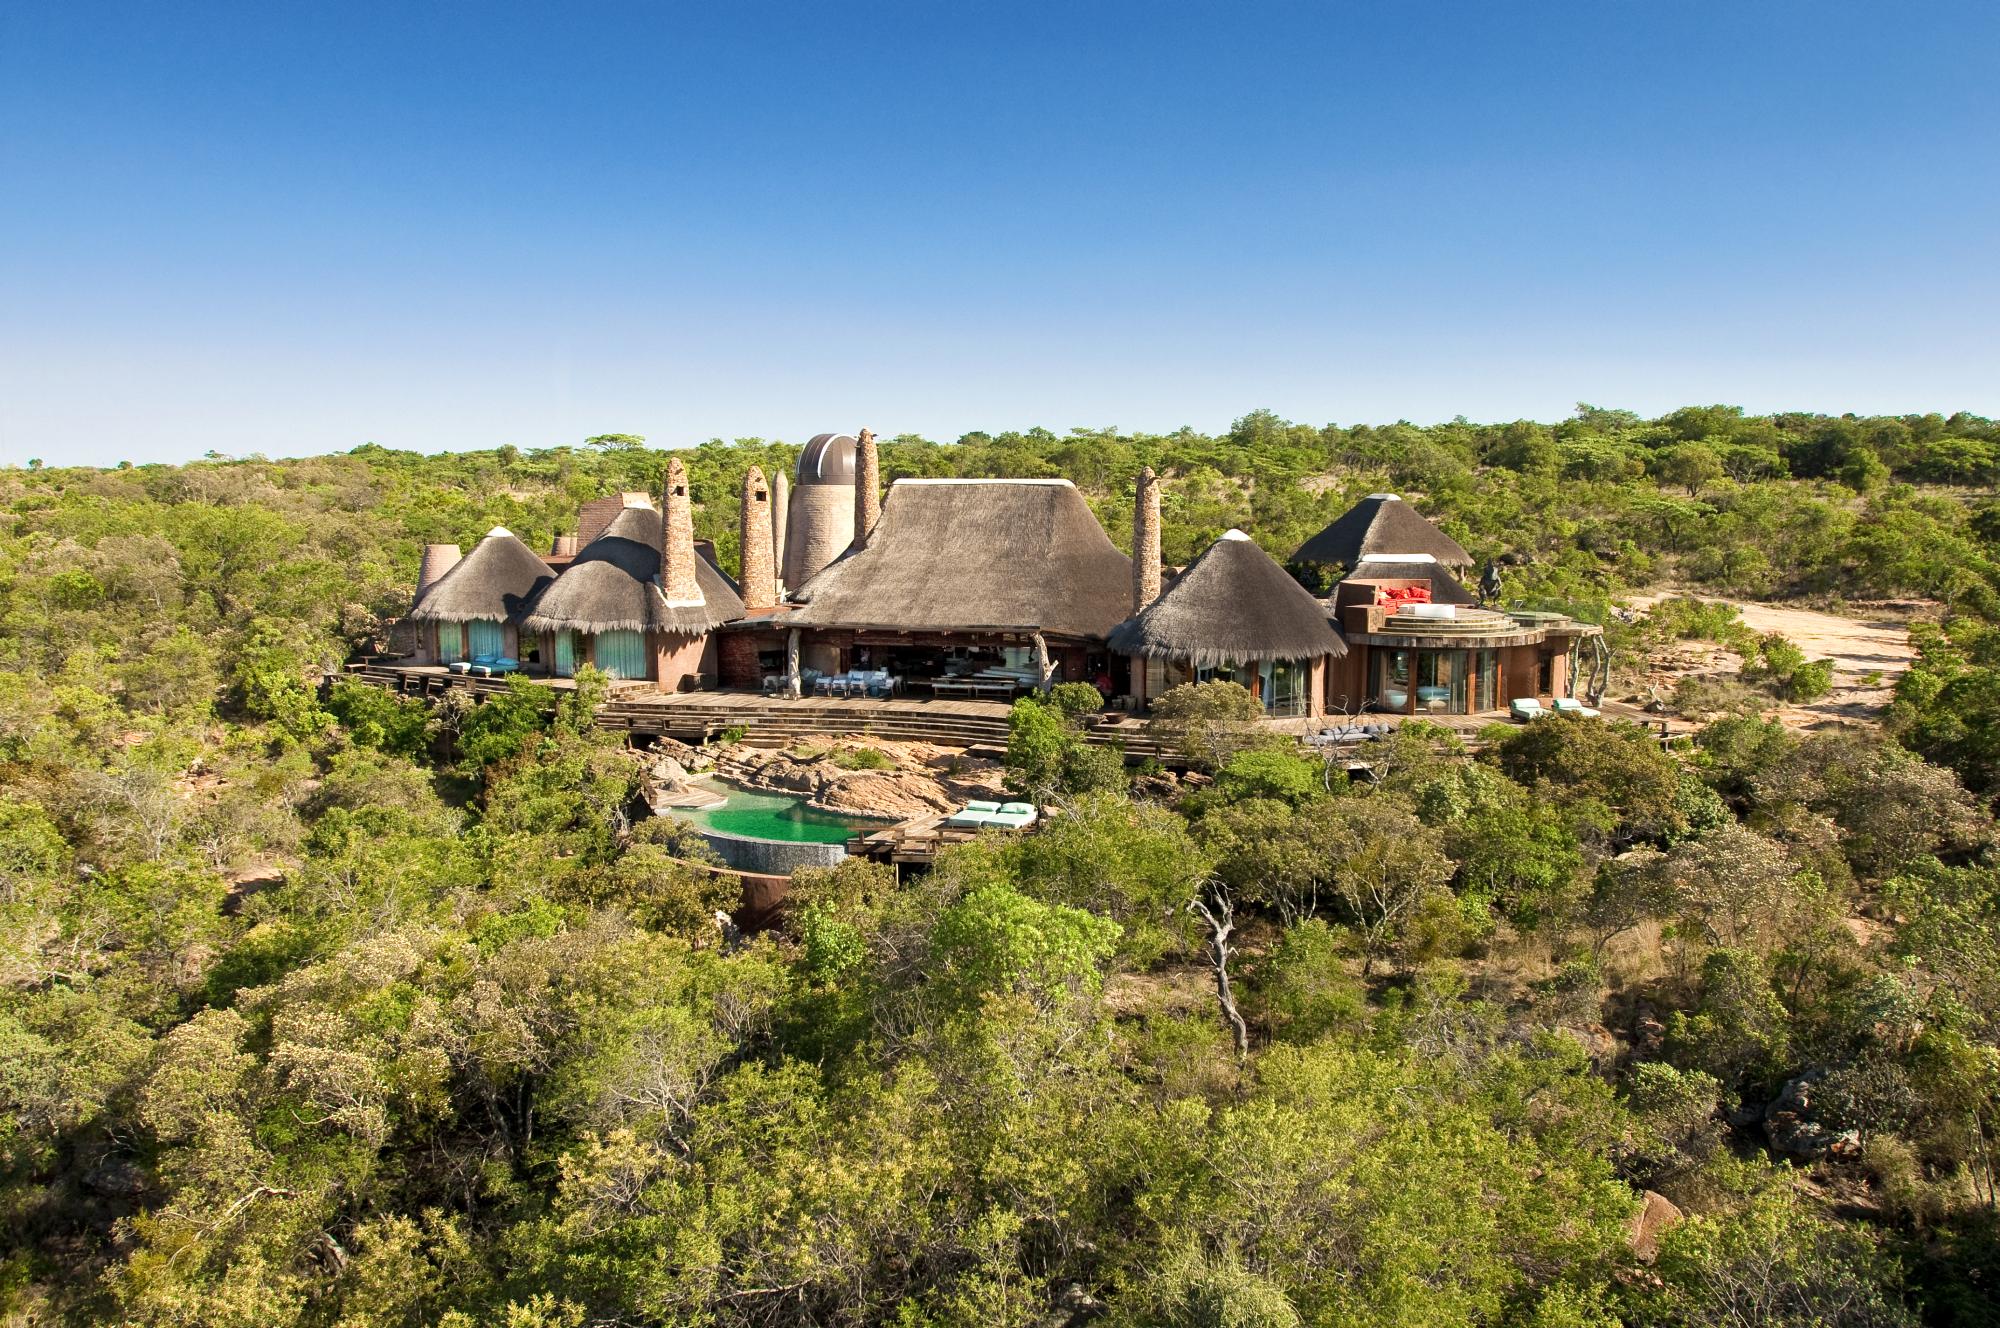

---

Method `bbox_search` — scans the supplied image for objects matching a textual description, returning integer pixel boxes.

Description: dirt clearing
[1624,593,1923,727]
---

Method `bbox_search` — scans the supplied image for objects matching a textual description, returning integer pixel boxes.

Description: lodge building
[401,432,1602,720]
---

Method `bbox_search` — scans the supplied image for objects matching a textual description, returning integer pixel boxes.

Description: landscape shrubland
[2,406,1999,1325]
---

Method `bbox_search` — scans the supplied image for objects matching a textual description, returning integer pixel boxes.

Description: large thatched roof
[407,528,555,625]
[1292,493,1472,569]
[789,479,1132,638]
[522,506,744,636]
[1110,531,1346,666]
[1341,557,1478,606]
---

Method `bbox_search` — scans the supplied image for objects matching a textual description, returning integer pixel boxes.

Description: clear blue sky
[4,1,1996,467]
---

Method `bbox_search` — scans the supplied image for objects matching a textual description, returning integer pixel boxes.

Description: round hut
[521,506,745,686]
[1109,529,1344,716]
[783,432,858,591]
[406,527,555,666]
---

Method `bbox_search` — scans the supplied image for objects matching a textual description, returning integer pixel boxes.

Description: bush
[1148,680,1265,769]
[832,745,895,771]
[1048,681,1105,722]
[1740,632,1837,702]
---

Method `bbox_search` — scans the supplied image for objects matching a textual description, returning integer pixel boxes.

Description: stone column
[785,628,801,698]
[660,457,702,604]
[852,427,880,551]
[739,465,776,611]
[771,469,790,596]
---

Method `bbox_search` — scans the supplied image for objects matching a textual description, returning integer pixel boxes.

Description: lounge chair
[1510,698,1546,721]
[469,656,519,677]
[1552,697,1600,718]
[986,802,1038,829]
[946,799,1002,829]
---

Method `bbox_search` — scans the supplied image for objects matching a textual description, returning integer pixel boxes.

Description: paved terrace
[340,662,1689,757]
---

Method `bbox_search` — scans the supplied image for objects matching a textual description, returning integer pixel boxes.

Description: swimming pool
[672,779,877,845]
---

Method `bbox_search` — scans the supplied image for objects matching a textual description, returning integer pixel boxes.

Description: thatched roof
[1341,557,1478,605]
[407,528,555,625]
[789,479,1131,638]
[1292,493,1472,569]
[1110,530,1346,665]
[522,506,744,637]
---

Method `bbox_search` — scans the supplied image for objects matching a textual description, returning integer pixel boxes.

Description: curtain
[594,630,648,680]
[554,631,577,677]
[467,619,505,660]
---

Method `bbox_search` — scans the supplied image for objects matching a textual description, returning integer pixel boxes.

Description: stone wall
[696,827,848,875]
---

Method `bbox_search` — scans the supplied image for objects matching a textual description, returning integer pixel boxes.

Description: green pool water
[673,780,874,844]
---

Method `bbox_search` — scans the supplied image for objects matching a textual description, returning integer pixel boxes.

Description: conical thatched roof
[1292,493,1472,569]
[407,528,555,625]
[1110,530,1346,666]
[789,479,1132,638]
[522,506,744,637]
[1342,557,1478,605]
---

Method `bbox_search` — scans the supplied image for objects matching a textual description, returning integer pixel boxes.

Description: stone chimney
[771,468,790,594]
[739,465,776,610]
[1133,466,1162,613]
[660,457,703,605]
[852,427,881,551]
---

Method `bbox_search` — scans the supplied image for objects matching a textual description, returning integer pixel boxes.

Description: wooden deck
[339,662,1688,756]
[846,813,1014,866]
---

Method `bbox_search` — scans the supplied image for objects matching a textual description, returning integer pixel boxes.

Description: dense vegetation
[3,406,1999,1326]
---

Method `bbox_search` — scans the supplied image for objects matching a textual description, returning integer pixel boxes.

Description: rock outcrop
[716,739,1007,819]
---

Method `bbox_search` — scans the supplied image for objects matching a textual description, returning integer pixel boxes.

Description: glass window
[1262,658,1305,716]
[1375,648,1412,712]
[1479,650,1499,712]
[1414,651,1456,713]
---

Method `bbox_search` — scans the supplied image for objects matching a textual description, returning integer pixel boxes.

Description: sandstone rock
[1626,1189,1682,1263]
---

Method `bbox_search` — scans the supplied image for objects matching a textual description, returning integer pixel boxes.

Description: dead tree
[1188,879,1249,1061]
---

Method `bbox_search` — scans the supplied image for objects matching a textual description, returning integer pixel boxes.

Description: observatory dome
[796,433,858,486]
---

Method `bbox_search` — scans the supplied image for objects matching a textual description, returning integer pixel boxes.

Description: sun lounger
[986,802,1038,829]
[1510,698,1545,721]
[946,799,1002,829]
[1552,697,1600,718]
[469,656,519,677]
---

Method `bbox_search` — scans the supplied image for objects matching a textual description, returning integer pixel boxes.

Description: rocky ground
[1621,592,1925,729]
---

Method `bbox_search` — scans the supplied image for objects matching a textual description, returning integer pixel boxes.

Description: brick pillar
[853,427,880,551]
[1133,466,1161,612]
[660,457,702,604]
[771,469,790,595]
[739,465,776,610]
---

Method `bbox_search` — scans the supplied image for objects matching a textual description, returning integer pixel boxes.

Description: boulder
[1626,1189,1683,1263]
[1763,1068,1862,1160]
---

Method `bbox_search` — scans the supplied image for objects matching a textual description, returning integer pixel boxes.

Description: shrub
[1148,680,1265,769]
